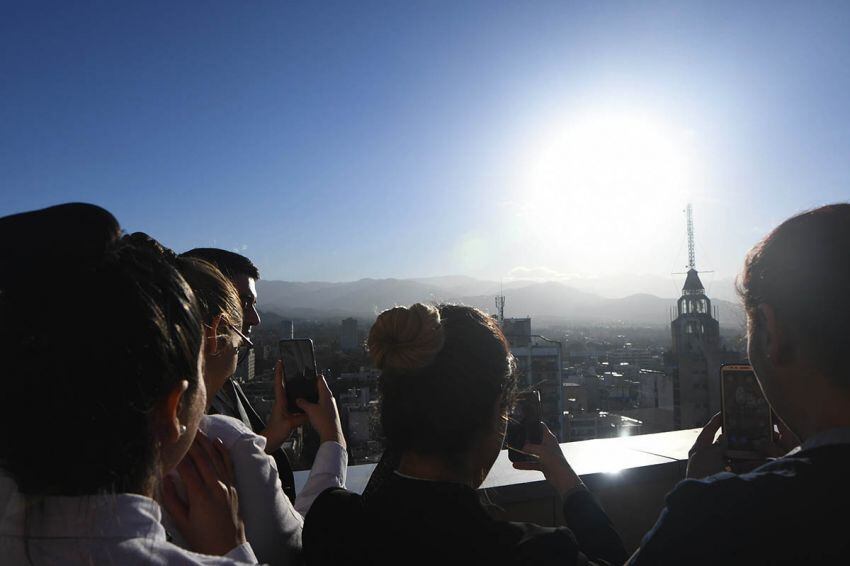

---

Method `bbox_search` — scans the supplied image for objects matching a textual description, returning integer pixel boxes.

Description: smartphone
[279,339,319,414]
[720,364,773,460]
[506,390,542,463]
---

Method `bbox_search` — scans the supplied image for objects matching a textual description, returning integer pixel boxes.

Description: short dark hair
[180,247,260,280]
[0,211,203,496]
[369,304,515,458]
[738,203,850,382]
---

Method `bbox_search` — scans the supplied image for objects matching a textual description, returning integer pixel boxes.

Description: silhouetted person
[0,204,255,564]
[304,304,627,565]
[628,203,850,564]
[123,235,348,565]
[181,247,298,501]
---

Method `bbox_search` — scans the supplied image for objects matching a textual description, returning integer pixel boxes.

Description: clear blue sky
[2,1,849,288]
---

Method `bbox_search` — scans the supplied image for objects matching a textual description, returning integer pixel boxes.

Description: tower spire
[495,282,505,324]
[686,203,696,270]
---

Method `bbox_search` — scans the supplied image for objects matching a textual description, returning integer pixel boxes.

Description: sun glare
[515,109,694,275]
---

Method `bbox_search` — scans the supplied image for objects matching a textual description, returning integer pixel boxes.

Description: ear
[757,304,792,365]
[205,314,223,357]
[161,380,189,444]
[494,401,508,434]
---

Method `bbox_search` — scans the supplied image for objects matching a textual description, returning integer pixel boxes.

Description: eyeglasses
[225,321,254,350]
[224,321,254,365]
[239,294,256,312]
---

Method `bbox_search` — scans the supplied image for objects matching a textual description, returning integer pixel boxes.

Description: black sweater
[629,443,850,565]
[304,473,627,566]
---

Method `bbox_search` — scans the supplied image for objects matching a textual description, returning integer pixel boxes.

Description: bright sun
[515,109,694,275]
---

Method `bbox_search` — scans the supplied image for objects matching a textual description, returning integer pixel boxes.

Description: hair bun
[368,303,445,371]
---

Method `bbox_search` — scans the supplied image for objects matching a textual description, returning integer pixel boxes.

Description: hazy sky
[2,2,849,291]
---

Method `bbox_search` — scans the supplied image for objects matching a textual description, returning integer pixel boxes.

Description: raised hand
[162,430,246,556]
[685,412,728,478]
[296,374,346,448]
[512,422,582,496]
[261,360,309,453]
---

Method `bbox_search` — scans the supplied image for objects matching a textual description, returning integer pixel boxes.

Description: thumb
[521,443,544,457]
[774,417,801,452]
[693,412,723,451]
[316,374,332,402]
[295,399,322,430]
[512,460,542,471]
[273,360,285,404]
[295,398,314,415]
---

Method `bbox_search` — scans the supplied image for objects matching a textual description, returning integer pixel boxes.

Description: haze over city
[3,2,849,292]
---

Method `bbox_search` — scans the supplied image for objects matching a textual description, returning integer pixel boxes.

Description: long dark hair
[0,208,203,496]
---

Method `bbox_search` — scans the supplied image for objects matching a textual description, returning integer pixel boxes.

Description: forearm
[231,436,303,565]
[294,440,348,516]
[562,488,628,565]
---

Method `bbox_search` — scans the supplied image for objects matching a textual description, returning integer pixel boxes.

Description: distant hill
[256,276,745,328]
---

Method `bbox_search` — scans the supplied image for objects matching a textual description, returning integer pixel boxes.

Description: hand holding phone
[510,418,582,496]
[263,341,344,452]
[685,412,727,479]
[721,364,773,461]
[261,360,309,453]
[279,339,319,414]
[506,391,542,463]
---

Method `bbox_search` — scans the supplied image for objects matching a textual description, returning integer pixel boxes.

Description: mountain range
[256,275,745,329]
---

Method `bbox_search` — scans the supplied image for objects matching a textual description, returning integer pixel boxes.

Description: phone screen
[721,364,772,458]
[506,390,542,462]
[279,339,319,414]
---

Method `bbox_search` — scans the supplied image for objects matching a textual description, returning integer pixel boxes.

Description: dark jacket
[629,444,850,565]
[304,473,627,566]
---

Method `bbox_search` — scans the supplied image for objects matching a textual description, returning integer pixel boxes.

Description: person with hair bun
[304,303,626,565]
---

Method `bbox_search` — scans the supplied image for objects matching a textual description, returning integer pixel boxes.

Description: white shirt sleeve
[224,541,260,564]
[294,441,348,517]
[203,415,303,566]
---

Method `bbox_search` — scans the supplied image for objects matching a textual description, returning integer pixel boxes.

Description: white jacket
[0,472,258,565]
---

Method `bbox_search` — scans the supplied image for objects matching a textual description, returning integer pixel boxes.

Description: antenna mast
[686,203,696,270]
[495,283,505,324]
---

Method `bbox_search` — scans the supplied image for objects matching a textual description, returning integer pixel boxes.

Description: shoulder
[304,488,366,565]
[201,414,261,448]
[307,487,364,525]
[761,444,850,474]
[630,456,834,565]
[663,465,797,520]
[668,451,833,512]
[200,416,276,483]
[495,520,580,565]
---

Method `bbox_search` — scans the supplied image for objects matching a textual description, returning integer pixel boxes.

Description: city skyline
[3,3,849,284]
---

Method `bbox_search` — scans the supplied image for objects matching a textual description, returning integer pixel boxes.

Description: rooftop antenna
[495,281,505,324]
[673,204,712,276]
[686,203,696,270]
